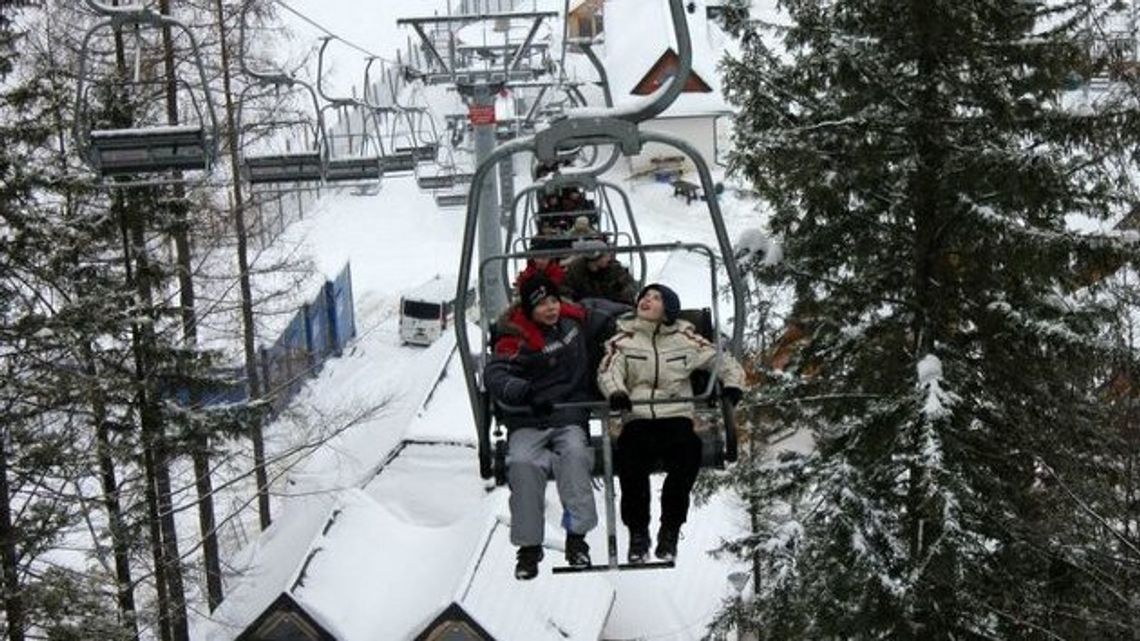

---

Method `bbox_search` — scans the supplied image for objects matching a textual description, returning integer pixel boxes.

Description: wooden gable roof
[415,602,496,641]
[631,48,714,96]
[237,593,336,641]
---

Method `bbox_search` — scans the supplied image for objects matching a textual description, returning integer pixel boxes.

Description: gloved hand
[723,386,744,408]
[608,391,633,412]
[530,398,554,416]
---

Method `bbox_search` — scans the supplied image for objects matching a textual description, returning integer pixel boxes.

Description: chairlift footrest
[435,193,468,208]
[551,560,675,574]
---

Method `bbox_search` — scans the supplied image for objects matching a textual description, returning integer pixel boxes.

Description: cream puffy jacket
[597,314,746,421]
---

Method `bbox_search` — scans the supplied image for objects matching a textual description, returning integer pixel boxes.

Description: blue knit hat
[638,283,680,324]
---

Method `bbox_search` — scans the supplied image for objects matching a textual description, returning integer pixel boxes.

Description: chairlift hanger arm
[316,36,364,108]
[568,0,689,124]
[568,40,612,108]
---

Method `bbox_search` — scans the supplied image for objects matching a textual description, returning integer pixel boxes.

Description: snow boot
[628,528,651,564]
[655,525,680,562]
[565,533,592,568]
[515,545,543,580]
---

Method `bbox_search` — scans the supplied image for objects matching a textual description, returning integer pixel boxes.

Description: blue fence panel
[331,263,357,352]
[258,262,357,415]
[266,310,309,405]
[305,293,332,362]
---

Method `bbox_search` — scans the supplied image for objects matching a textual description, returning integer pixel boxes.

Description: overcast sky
[276,0,451,95]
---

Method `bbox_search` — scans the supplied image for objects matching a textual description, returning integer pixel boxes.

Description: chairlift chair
[316,38,384,192]
[237,86,327,187]
[452,0,746,574]
[238,1,327,187]
[504,174,647,284]
[386,64,442,163]
[362,57,423,176]
[435,191,469,208]
[73,1,220,186]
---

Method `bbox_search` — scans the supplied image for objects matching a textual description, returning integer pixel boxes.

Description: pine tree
[0,4,135,639]
[715,0,1140,638]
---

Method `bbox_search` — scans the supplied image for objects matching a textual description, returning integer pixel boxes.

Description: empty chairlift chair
[434,192,469,208]
[237,3,326,187]
[73,2,220,185]
[386,67,441,165]
[316,38,384,190]
[238,94,327,187]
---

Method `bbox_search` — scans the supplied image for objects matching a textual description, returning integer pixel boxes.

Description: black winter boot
[515,545,543,580]
[628,528,651,564]
[655,525,680,562]
[565,533,591,568]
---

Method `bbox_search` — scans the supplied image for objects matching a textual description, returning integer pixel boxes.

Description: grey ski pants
[507,424,597,547]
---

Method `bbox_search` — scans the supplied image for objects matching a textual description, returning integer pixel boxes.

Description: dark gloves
[608,391,633,412]
[723,386,744,408]
[522,389,553,415]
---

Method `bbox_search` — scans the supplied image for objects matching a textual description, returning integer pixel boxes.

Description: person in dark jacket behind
[484,273,626,580]
[562,239,639,306]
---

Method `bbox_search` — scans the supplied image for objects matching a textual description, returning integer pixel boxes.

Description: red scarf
[495,302,586,355]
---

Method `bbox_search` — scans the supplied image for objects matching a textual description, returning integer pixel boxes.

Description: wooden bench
[671,179,701,204]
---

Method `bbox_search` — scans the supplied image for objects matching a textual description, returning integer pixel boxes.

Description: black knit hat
[638,283,681,324]
[520,273,559,317]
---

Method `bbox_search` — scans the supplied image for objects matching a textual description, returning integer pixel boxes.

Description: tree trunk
[84,346,140,640]
[126,204,191,641]
[906,0,948,604]
[157,0,224,610]
[214,0,271,530]
[114,192,171,641]
[0,421,26,641]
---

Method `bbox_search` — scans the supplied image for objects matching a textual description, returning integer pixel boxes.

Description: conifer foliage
[717,0,1140,638]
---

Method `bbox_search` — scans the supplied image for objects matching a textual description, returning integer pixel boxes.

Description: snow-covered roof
[603,0,735,118]
[285,484,486,640]
[455,515,615,640]
[203,345,618,641]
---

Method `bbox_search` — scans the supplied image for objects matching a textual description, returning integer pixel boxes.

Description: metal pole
[498,152,515,223]
[472,82,508,322]
[602,418,619,569]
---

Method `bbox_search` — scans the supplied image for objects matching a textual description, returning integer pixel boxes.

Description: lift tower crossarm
[398,12,559,80]
[396,11,558,26]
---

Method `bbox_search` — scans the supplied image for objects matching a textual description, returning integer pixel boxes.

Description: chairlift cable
[269,0,398,66]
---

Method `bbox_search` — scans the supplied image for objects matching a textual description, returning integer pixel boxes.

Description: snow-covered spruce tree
[712,0,1140,638]
[0,5,138,640]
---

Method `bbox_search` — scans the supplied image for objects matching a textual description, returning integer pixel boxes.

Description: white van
[399,274,471,346]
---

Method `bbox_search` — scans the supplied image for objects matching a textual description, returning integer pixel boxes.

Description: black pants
[616,417,702,531]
